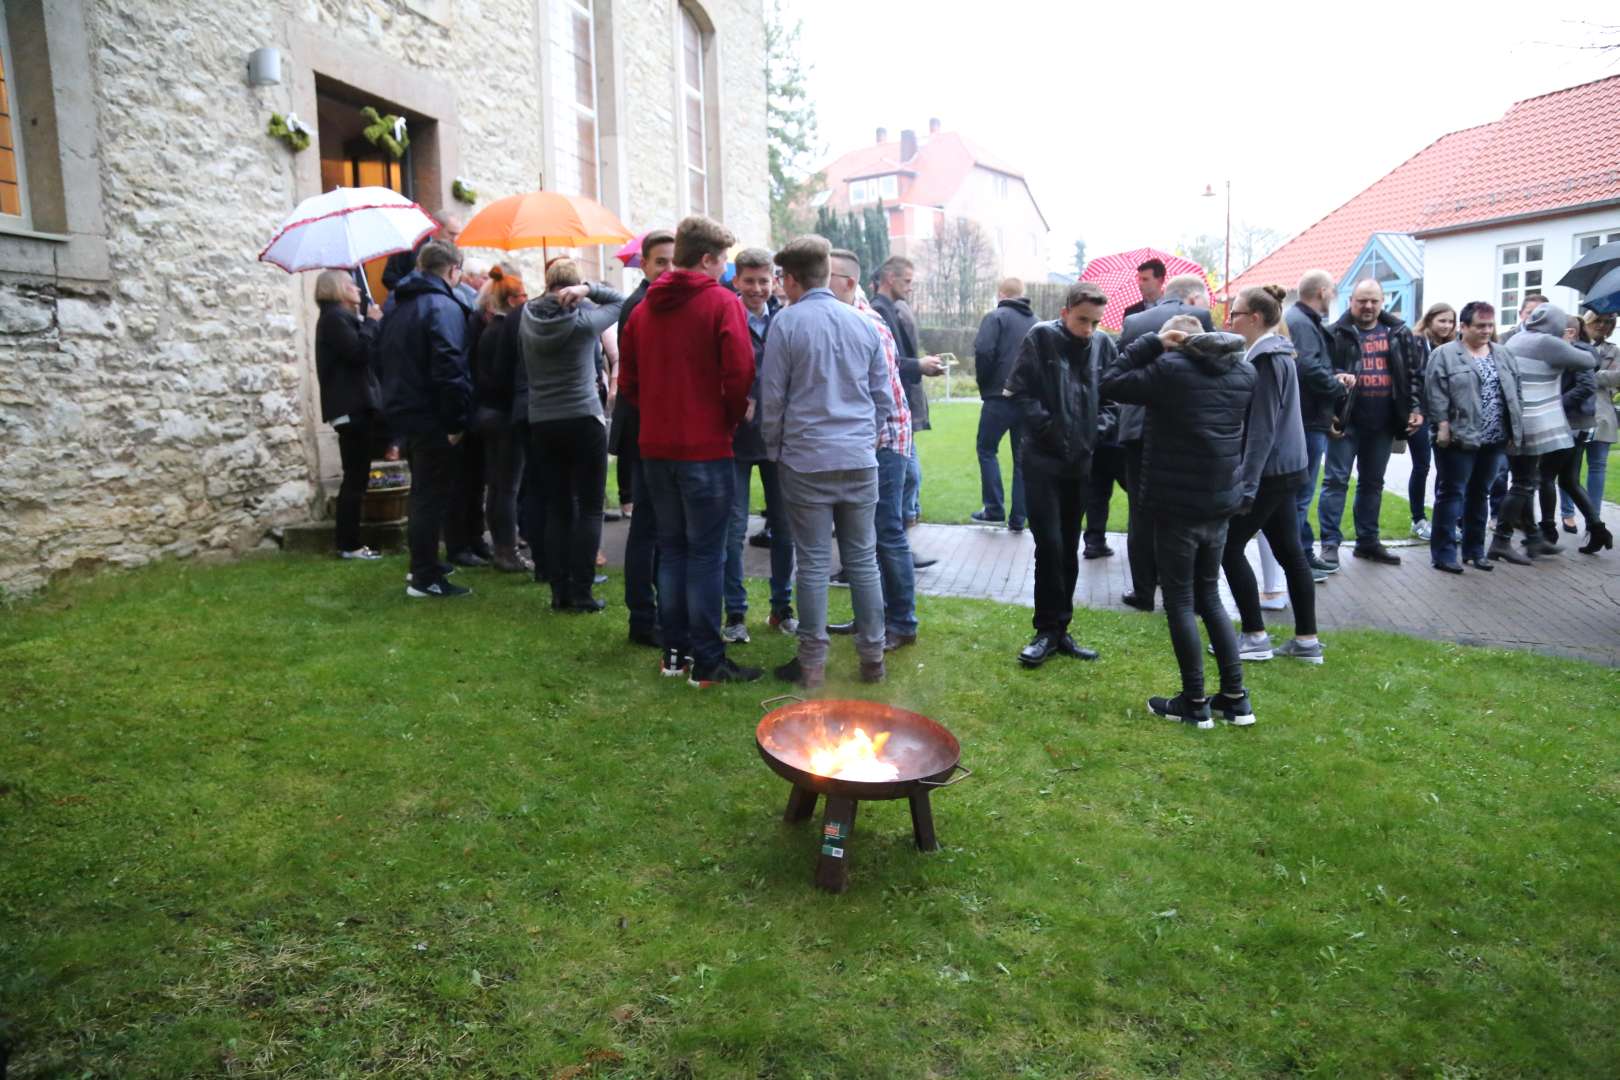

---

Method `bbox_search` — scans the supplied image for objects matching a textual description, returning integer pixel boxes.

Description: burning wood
[807,727,899,783]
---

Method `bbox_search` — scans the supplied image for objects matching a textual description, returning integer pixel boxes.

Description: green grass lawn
[913,401,1417,541]
[3,556,1617,1077]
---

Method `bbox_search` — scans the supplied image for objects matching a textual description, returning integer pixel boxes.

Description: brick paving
[599,511,1620,669]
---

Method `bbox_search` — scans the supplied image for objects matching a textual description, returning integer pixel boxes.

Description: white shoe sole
[1280,652,1325,665]
[1239,648,1274,661]
[1221,713,1256,727]
[1147,703,1213,729]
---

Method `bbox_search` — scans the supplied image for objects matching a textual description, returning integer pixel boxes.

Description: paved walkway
[600,507,1620,668]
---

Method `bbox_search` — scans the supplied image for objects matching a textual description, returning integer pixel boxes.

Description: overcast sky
[782,0,1619,274]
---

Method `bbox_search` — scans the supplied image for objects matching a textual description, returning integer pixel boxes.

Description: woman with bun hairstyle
[1423,300,1521,571]
[1220,284,1324,664]
[520,257,625,611]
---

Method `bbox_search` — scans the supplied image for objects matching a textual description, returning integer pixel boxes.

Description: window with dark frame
[0,15,26,222]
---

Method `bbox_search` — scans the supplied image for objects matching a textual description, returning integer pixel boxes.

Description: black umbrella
[1556,240,1620,294]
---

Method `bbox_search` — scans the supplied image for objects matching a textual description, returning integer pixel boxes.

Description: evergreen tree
[1072,238,1087,276]
[865,202,890,274]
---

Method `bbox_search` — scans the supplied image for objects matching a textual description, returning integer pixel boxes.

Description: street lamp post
[1202,180,1231,303]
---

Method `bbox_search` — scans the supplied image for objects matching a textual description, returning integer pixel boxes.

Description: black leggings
[334,419,371,552]
[529,416,608,600]
[1154,514,1244,700]
[1221,483,1317,637]
[1536,445,1604,531]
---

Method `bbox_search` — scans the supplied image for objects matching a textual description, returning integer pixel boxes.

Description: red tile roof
[1228,124,1492,295]
[815,130,1044,227]
[1230,74,1620,295]
[1414,75,1620,235]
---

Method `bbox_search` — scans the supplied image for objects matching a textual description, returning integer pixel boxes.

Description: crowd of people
[313,222,1617,725]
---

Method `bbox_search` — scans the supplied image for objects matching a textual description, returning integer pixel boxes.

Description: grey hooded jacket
[1423,340,1524,451]
[520,283,624,424]
[1237,333,1309,501]
[1502,303,1594,455]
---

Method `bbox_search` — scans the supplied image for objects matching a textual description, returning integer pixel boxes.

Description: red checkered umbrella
[1080,247,1213,331]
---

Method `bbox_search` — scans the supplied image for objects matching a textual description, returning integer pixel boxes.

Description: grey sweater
[1237,333,1309,500]
[520,283,625,424]
[1502,303,1594,456]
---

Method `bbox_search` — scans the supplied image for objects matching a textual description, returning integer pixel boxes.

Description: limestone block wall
[0,0,767,597]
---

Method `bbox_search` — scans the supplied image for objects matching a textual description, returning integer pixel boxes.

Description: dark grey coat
[1114,300,1216,442]
[1236,333,1309,501]
[1283,301,1346,432]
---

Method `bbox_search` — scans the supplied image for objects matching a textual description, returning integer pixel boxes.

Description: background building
[0,0,768,595]
[814,119,1049,280]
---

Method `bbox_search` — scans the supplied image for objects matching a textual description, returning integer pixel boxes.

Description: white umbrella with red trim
[258,186,436,276]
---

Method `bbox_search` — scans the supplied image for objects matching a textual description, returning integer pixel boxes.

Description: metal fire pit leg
[814,796,858,893]
[908,790,939,852]
[783,785,818,823]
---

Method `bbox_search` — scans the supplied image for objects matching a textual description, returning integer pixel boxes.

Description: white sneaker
[721,618,751,644]
[1275,638,1325,664]
[768,611,799,635]
[1411,519,1433,540]
[340,547,382,560]
[1238,632,1274,661]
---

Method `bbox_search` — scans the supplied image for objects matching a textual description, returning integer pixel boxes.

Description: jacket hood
[645,268,724,312]
[391,270,468,309]
[1522,302,1570,336]
[1247,331,1296,362]
[1179,331,1247,372]
[999,296,1034,317]
[520,293,589,349]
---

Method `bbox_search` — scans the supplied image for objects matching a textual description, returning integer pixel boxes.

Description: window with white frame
[679,6,709,215]
[0,13,27,223]
[1497,240,1544,327]
[1575,229,1620,258]
[849,179,869,205]
[878,174,897,201]
[549,0,600,201]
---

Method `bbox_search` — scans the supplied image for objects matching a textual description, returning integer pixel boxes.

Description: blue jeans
[725,459,793,616]
[1297,429,1329,550]
[1431,442,1505,565]
[1318,424,1395,550]
[1559,433,1608,517]
[975,397,1025,523]
[903,439,922,521]
[643,458,735,668]
[1407,422,1432,522]
[876,447,918,636]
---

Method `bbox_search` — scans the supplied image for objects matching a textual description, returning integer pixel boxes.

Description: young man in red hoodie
[619,216,760,686]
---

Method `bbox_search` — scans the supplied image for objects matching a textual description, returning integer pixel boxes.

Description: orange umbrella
[457,191,634,251]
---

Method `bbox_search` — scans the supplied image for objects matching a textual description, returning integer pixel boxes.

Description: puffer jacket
[1002,319,1116,476]
[1423,340,1524,451]
[1236,333,1309,501]
[1101,330,1257,520]
[376,270,473,439]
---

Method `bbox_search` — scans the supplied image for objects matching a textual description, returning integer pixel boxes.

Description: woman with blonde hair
[314,269,384,560]
[521,258,625,610]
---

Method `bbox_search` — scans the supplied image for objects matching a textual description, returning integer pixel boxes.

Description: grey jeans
[779,464,885,668]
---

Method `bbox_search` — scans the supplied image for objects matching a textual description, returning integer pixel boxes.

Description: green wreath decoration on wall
[267,112,311,153]
[451,178,477,204]
[361,107,410,160]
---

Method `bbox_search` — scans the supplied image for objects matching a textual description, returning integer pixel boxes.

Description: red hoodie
[619,269,755,460]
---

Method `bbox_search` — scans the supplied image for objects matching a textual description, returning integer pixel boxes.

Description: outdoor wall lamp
[247,48,282,87]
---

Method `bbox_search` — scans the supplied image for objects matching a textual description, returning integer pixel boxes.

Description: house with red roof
[813,119,1050,280]
[1230,74,1620,331]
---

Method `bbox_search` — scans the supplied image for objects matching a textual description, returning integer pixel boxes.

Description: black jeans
[1123,441,1156,597]
[480,420,525,549]
[1154,514,1244,700]
[1407,422,1432,522]
[1221,484,1316,637]
[624,458,660,633]
[529,416,608,601]
[334,418,372,552]
[1493,454,1542,541]
[1537,445,1604,531]
[1025,464,1088,635]
[1083,443,1128,548]
[445,429,486,555]
[406,438,461,585]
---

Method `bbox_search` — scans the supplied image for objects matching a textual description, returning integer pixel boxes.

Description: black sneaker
[1308,552,1339,574]
[688,655,763,688]
[1147,693,1214,729]
[970,509,1006,524]
[1353,544,1401,565]
[405,562,457,583]
[405,579,472,599]
[449,549,490,568]
[659,648,690,678]
[1210,691,1256,727]
[748,527,773,549]
[1082,544,1114,559]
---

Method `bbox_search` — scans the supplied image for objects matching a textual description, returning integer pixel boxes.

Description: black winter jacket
[607,278,650,456]
[1327,310,1420,428]
[973,296,1037,398]
[377,270,473,439]
[315,302,382,424]
[870,291,930,430]
[1284,301,1346,432]
[1101,331,1257,520]
[1002,320,1116,476]
[473,309,522,417]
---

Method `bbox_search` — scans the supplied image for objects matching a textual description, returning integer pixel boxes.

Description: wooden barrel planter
[362,459,410,523]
